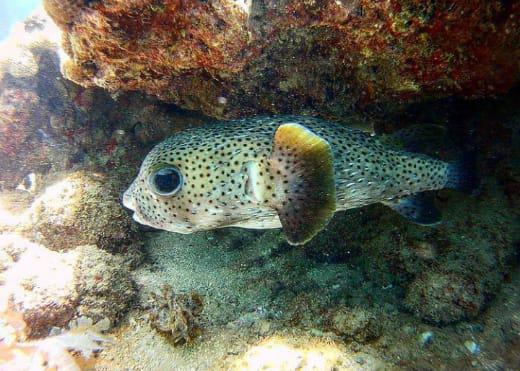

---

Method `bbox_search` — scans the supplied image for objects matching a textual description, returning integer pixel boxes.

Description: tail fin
[445,152,479,193]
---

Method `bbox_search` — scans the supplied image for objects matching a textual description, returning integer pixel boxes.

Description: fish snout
[121,184,136,211]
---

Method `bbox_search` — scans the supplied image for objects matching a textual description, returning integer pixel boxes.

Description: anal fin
[270,123,336,245]
[382,192,441,226]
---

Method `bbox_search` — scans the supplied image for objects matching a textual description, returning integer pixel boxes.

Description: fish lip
[121,188,136,211]
[131,212,145,224]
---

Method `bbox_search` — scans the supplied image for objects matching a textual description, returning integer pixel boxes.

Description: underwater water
[0,2,519,370]
[0,1,40,41]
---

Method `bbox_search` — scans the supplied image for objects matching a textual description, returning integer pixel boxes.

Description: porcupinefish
[123,115,475,245]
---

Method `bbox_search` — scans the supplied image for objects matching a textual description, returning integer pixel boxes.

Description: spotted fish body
[123,115,469,245]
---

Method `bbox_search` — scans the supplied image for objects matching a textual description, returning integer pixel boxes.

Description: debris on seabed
[464,340,481,355]
[419,331,434,346]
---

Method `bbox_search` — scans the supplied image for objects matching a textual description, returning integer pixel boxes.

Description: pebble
[419,331,434,346]
[464,340,481,355]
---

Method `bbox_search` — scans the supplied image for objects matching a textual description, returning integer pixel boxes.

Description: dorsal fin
[269,123,336,245]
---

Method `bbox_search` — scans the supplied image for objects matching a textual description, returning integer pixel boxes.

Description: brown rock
[44,0,520,119]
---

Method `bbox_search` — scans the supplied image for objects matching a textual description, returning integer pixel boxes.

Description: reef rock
[1,234,78,337]
[0,10,114,189]
[25,171,134,251]
[74,245,137,324]
[44,0,519,119]
[404,270,485,325]
[329,306,382,343]
[0,9,206,191]
[1,235,136,338]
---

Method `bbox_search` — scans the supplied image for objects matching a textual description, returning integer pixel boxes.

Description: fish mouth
[121,187,148,227]
[122,185,136,211]
[121,186,192,233]
[131,211,147,225]
[121,191,146,226]
[122,198,154,228]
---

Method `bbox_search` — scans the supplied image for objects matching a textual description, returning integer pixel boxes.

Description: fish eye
[148,166,183,196]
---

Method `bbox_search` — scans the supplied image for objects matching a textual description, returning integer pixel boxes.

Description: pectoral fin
[270,123,336,245]
[382,193,441,226]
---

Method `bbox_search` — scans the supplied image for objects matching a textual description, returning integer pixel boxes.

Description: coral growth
[44,0,519,119]
[146,285,203,345]
[0,12,103,190]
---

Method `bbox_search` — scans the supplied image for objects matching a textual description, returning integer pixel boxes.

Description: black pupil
[154,168,180,193]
